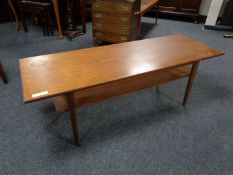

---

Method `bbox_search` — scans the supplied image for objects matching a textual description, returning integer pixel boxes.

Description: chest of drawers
[92,0,141,45]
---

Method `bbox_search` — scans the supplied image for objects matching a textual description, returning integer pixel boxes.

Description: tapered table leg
[0,62,8,84]
[66,93,80,146]
[52,0,63,38]
[155,3,159,24]
[183,61,200,106]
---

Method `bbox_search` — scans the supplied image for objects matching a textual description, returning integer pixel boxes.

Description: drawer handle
[121,6,129,12]
[95,14,102,18]
[95,32,102,37]
[121,17,128,22]
[95,23,102,28]
[121,27,128,32]
[95,3,101,8]
[120,37,127,41]
[134,10,141,15]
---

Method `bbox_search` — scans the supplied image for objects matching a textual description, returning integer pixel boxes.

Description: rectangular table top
[19,34,224,103]
[141,0,159,15]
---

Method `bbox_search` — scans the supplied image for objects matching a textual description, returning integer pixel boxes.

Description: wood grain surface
[19,34,224,103]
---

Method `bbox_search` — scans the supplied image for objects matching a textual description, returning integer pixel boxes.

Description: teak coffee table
[19,35,224,146]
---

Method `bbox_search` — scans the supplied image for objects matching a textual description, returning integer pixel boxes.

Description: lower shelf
[53,65,191,112]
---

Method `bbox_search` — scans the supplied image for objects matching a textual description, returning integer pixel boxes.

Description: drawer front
[93,22,130,35]
[93,30,130,43]
[92,1,132,14]
[92,12,131,25]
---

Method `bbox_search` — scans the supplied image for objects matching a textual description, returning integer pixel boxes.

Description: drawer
[92,1,132,14]
[92,12,131,25]
[93,30,130,43]
[93,22,130,35]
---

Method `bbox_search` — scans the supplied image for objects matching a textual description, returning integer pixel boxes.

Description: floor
[0,18,233,175]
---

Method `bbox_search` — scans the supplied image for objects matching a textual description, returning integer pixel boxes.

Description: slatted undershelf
[53,65,191,112]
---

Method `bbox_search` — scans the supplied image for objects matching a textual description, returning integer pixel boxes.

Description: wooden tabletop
[141,0,159,15]
[19,34,224,103]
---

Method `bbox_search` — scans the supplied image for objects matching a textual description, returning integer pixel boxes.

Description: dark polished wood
[6,0,86,39]
[0,62,8,84]
[155,0,202,22]
[63,0,86,40]
[0,0,13,21]
[17,1,53,35]
[82,0,91,17]
[7,0,20,30]
[92,0,141,45]
[19,35,224,145]
[7,0,63,37]
[92,0,159,45]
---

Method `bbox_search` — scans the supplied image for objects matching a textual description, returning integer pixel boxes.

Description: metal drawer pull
[121,6,129,11]
[121,17,128,22]
[95,3,101,8]
[95,32,102,37]
[95,14,102,18]
[134,10,141,15]
[120,37,127,41]
[121,27,128,32]
[95,23,102,28]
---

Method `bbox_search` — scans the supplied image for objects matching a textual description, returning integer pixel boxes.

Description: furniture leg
[52,0,63,38]
[155,4,159,24]
[19,10,28,32]
[66,93,80,146]
[80,0,86,34]
[183,61,200,106]
[46,7,52,36]
[224,33,233,38]
[39,12,46,36]
[137,15,142,40]
[8,0,20,31]
[0,63,8,84]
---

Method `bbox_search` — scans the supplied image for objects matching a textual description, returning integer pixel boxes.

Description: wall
[199,0,228,16]
[199,0,212,16]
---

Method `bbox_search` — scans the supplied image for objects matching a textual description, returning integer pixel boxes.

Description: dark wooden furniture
[0,62,8,84]
[17,0,53,36]
[92,0,142,45]
[156,0,202,22]
[7,0,63,37]
[141,0,159,18]
[0,0,13,22]
[7,0,86,39]
[7,0,20,30]
[63,0,86,40]
[19,34,224,146]
[92,0,159,45]
[83,0,92,18]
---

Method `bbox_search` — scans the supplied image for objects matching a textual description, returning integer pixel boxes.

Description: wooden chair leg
[46,7,52,36]
[20,11,28,32]
[8,0,20,31]
[52,0,63,38]
[0,63,8,84]
[183,61,200,106]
